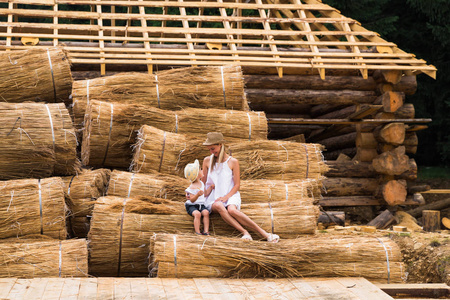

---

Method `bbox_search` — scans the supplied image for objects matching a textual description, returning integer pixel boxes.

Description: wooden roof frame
[0,0,437,78]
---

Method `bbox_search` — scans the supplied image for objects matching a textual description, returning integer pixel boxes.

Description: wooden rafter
[139,0,153,73]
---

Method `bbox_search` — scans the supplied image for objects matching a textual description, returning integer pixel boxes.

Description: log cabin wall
[243,68,428,217]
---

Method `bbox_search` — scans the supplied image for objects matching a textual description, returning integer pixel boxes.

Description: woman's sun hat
[203,132,226,146]
[184,159,200,182]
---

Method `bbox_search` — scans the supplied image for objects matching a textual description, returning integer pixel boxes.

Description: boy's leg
[192,210,202,234]
[201,208,210,233]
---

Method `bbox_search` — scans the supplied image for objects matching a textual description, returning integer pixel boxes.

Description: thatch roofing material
[88,195,319,276]
[0,48,72,105]
[62,168,111,238]
[82,101,267,169]
[132,126,327,180]
[0,103,79,180]
[0,177,67,239]
[0,237,88,278]
[72,65,247,128]
[150,233,404,283]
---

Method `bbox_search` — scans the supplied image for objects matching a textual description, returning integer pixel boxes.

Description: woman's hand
[215,196,228,203]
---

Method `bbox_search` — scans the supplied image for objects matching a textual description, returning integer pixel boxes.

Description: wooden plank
[78,277,98,300]
[240,278,276,299]
[23,278,50,299]
[129,277,149,299]
[160,278,186,299]
[96,277,114,300]
[207,278,244,300]
[41,277,65,300]
[268,118,432,125]
[224,279,253,299]
[60,278,81,300]
[262,278,308,299]
[335,277,393,300]
[422,189,450,194]
[6,279,32,299]
[376,283,450,298]
[114,277,132,300]
[177,278,203,300]
[287,278,324,299]
[0,278,17,299]
[146,278,167,299]
[301,278,360,300]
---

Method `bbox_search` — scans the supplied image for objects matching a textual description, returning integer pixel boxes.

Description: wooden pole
[407,199,450,218]
[422,210,440,232]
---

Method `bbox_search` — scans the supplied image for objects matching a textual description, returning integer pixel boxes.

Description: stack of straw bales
[89,182,321,277]
[72,65,247,129]
[0,48,72,105]
[150,233,405,283]
[132,126,327,180]
[62,169,111,237]
[0,237,88,278]
[0,177,67,239]
[82,101,266,169]
[0,103,79,180]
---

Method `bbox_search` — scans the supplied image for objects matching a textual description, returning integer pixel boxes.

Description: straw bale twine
[0,177,67,239]
[72,65,247,128]
[107,170,322,205]
[0,48,72,105]
[82,100,266,169]
[62,169,111,238]
[0,237,88,278]
[0,103,79,180]
[151,233,405,283]
[89,194,320,276]
[132,126,327,180]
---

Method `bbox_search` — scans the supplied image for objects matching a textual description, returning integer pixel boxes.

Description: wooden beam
[268,118,432,125]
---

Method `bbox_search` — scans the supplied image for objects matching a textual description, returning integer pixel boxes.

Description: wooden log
[398,159,418,181]
[367,209,396,229]
[319,196,382,207]
[356,132,378,148]
[267,124,321,139]
[395,103,415,119]
[407,198,450,218]
[377,83,393,95]
[316,132,356,151]
[309,125,356,143]
[323,177,379,196]
[403,132,418,146]
[318,211,345,226]
[372,146,410,175]
[394,75,417,95]
[354,148,379,162]
[248,103,312,114]
[310,104,350,117]
[374,92,405,113]
[406,193,426,206]
[323,148,356,161]
[407,185,431,194]
[380,180,407,205]
[374,123,406,145]
[316,105,356,119]
[326,160,377,178]
[422,210,440,232]
[246,89,377,106]
[373,70,403,85]
[281,134,305,143]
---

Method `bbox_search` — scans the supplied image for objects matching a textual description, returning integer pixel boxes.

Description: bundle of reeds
[0,177,67,239]
[82,101,266,169]
[89,195,319,276]
[0,48,72,105]
[132,126,328,180]
[0,103,79,180]
[62,169,111,237]
[72,65,247,128]
[150,233,405,283]
[0,236,88,278]
[107,170,322,204]
[107,170,189,200]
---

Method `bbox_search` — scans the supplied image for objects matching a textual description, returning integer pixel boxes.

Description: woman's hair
[209,143,225,171]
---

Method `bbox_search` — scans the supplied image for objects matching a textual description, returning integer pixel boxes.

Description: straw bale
[62,168,111,237]
[0,177,67,239]
[0,48,72,105]
[107,170,322,204]
[132,126,328,180]
[82,100,266,169]
[89,195,319,276]
[151,233,405,283]
[0,103,79,180]
[0,237,88,278]
[72,65,247,128]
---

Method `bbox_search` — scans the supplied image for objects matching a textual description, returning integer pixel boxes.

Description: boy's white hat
[184,159,200,182]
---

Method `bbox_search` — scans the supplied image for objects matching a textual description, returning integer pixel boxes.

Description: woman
[202,132,279,242]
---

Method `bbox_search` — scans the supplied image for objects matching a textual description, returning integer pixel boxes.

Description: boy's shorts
[185,203,210,216]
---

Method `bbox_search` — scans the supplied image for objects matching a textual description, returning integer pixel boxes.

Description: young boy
[184,159,214,235]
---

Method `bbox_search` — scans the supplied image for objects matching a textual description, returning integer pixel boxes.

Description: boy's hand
[197,190,204,196]
[185,193,190,200]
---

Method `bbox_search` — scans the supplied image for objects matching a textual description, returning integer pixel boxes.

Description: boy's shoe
[202,232,210,236]
[195,232,202,235]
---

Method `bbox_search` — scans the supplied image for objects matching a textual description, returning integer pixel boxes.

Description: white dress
[205,155,241,210]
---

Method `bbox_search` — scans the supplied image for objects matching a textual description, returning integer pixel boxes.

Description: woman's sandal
[267,233,280,243]
[241,234,253,241]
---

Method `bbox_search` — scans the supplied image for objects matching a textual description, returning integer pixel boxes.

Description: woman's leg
[201,209,210,233]
[227,205,269,239]
[211,202,249,235]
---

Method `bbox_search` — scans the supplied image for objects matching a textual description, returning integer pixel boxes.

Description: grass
[418,167,450,179]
